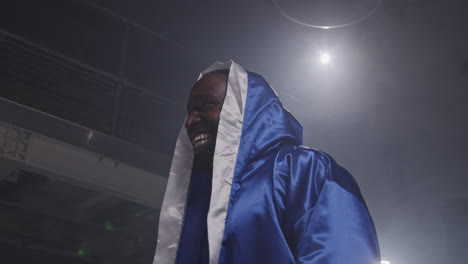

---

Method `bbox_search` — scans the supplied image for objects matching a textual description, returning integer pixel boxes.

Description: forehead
[190,73,228,98]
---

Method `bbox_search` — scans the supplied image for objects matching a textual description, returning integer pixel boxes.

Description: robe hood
[154,60,303,264]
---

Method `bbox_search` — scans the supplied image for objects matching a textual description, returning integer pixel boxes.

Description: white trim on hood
[153,60,248,264]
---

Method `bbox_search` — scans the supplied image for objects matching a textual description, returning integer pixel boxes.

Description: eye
[199,101,218,112]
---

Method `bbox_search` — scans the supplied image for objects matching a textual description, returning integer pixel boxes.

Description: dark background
[0,0,467,263]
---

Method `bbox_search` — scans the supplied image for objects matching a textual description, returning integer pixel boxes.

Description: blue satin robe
[177,172,211,263]
[216,72,380,263]
[219,145,380,263]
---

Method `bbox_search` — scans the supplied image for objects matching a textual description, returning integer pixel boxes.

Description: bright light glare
[320,53,331,64]
[381,261,391,264]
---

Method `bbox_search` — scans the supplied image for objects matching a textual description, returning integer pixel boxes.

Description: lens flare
[320,53,331,64]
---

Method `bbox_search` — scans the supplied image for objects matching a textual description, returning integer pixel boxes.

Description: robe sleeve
[285,150,381,264]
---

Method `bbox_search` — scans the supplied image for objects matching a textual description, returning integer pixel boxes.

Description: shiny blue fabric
[217,72,380,263]
[177,172,211,264]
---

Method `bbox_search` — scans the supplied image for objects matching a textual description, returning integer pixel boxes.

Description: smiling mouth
[191,133,209,149]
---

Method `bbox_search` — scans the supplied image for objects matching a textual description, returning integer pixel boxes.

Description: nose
[185,111,201,129]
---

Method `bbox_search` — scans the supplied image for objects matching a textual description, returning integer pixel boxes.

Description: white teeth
[194,139,208,148]
[192,134,208,146]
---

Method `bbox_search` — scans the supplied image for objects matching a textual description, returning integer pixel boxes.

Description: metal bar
[111,24,130,136]
[80,0,206,62]
[0,99,172,175]
[0,28,183,107]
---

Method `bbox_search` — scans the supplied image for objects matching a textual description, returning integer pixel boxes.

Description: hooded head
[185,70,229,171]
[154,60,302,264]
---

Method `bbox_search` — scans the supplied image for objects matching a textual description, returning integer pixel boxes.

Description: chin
[194,142,215,158]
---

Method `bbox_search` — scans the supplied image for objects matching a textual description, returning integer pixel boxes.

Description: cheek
[207,111,222,128]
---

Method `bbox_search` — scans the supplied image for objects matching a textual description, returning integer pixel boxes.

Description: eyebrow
[190,94,210,99]
[186,94,220,110]
[188,94,220,102]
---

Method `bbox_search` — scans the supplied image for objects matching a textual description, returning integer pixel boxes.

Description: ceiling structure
[0,0,467,263]
[0,169,159,264]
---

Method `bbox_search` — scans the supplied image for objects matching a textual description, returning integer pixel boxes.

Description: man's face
[185,73,227,157]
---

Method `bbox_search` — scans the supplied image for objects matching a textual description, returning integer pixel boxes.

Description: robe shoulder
[272,145,380,263]
[273,144,367,223]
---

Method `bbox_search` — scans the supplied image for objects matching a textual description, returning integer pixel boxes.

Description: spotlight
[320,53,331,64]
[381,261,391,264]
